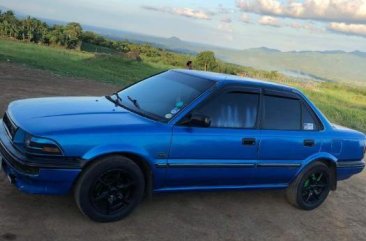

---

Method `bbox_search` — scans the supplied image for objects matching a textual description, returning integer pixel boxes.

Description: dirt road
[0,63,365,241]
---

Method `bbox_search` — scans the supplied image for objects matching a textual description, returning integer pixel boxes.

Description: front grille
[3,113,17,140]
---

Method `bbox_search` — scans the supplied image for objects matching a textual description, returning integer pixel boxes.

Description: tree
[0,10,20,38]
[64,22,82,49]
[48,25,65,46]
[20,17,45,43]
[195,51,218,71]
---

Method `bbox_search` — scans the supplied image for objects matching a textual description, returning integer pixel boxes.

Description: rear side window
[195,92,259,129]
[302,103,319,131]
[263,95,301,130]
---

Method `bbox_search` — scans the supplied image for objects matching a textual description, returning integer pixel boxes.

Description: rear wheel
[286,162,331,210]
[74,155,145,222]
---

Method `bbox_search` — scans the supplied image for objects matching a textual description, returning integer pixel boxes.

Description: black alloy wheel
[89,169,136,215]
[74,155,145,222]
[287,162,331,210]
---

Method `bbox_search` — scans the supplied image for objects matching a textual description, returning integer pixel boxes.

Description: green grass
[301,83,366,132]
[0,39,165,85]
[0,38,365,133]
[81,42,119,55]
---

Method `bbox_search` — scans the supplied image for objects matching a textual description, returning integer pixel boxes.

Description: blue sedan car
[0,70,365,222]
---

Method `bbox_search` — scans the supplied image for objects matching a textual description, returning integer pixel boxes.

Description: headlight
[25,135,63,156]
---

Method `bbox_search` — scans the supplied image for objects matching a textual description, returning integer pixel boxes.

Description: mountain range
[78,25,366,85]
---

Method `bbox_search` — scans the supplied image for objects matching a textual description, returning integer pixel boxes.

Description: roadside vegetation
[0,10,365,133]
[0,39,164,84]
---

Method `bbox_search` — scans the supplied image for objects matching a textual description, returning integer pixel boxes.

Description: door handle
[304,139,315,147]
[242,138,256,145]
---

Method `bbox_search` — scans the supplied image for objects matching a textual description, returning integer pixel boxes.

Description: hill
[77,25,366,85]
[78,25,366,85]
[215,48,366,85]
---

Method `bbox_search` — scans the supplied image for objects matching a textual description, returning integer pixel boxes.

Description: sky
[2,0,366,51]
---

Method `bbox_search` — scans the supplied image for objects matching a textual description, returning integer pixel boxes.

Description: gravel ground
[0,62,365,241]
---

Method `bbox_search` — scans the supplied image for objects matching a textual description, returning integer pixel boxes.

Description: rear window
[263,95,301,130]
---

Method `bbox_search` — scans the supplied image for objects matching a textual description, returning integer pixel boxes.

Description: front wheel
[286,162,331,210]
[74,155,145,222]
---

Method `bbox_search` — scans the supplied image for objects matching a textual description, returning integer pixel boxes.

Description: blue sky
[2,0,366,51]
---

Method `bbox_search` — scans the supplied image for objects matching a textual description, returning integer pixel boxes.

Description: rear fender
[290,152,338,189]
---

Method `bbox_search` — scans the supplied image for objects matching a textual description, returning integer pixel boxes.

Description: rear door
[257,90,323,184]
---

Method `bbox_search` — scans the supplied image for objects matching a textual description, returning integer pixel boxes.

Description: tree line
[0,10,83,49]
[0,10,228,71]
[0,10,285,79]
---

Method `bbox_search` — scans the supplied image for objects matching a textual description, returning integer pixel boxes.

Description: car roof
[172,69,296,92]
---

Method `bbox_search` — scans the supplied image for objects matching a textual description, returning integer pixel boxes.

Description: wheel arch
[293,153,338,190]
[316,158,337,190]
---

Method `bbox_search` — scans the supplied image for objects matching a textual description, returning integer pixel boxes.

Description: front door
[166,89,261,189]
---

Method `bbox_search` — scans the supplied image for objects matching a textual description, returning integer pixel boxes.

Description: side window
[302,103,319,131]
[263,95,301,130]
[194,92,259,129]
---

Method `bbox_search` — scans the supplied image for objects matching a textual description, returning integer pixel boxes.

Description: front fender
[82,144,155,168]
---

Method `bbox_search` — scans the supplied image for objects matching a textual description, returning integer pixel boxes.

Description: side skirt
[153,183,288,193]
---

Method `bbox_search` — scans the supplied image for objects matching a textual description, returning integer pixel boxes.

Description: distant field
[0,38,365,133]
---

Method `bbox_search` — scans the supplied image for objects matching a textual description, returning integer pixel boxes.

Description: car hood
[6,96,157,136]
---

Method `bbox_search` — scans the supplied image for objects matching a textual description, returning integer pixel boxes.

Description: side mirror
[184,113,211,127]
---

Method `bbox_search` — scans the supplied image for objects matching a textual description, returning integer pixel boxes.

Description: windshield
[110,71,215,122]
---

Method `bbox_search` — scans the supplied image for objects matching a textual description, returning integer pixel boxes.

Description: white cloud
[328,22,366,37]
[236,0,366,24]
[238,0,283,15]
[240,13,251,23]
[174,8,211,20]
[217,23,233,33]
[258,15,280,27]
[288,22,323,33]
[141,5,212,20]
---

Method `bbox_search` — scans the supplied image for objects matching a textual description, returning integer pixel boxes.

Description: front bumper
[0,119,81,194]
[1,158,80,194]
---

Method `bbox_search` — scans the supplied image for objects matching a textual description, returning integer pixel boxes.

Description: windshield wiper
[127,96,140,109]
[113,92,122,104]
[106,92,123,107]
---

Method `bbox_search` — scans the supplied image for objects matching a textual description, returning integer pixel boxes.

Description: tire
[74,155,145,222]
[286,162,331,210]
